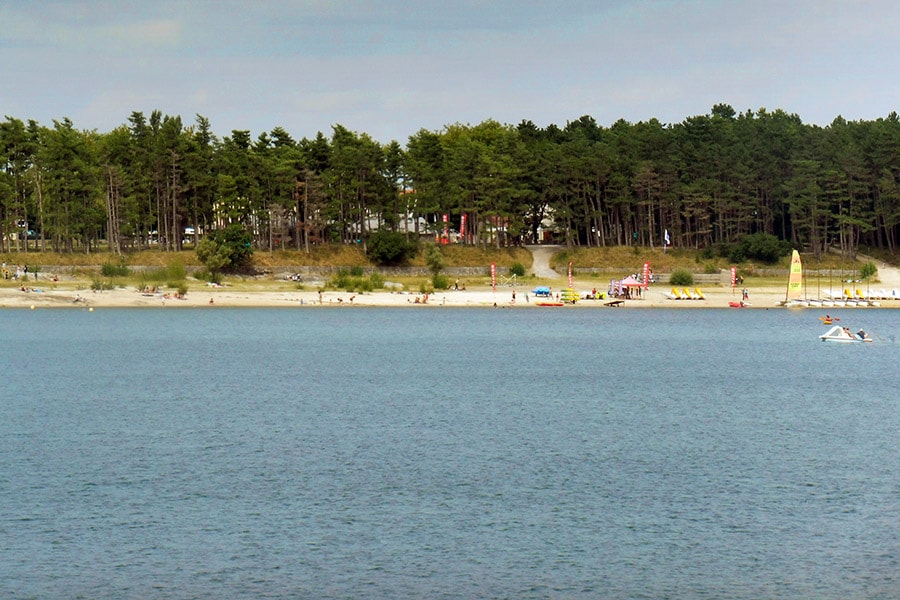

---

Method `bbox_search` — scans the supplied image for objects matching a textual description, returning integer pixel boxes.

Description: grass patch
[101,262,130,277]
[329,269,385,293]
[0,244,891,284]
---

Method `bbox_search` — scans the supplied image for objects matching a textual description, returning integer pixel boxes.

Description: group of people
[3,263,30,280]
[837,325,869,340]
[3,263,59,282]
[823,315,869,340]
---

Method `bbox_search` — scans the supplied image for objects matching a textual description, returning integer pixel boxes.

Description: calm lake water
[1,307,898,599]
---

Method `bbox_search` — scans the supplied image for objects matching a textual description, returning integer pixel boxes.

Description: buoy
[89,307,94,312]
[30,305,35,310]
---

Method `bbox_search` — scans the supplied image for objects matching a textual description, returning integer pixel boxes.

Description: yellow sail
[786,250,802,300]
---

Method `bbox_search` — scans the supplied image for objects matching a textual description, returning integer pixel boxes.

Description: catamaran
[783,250,806,307]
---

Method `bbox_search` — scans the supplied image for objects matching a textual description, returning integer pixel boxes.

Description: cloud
[2,0,899,141]
[104,19,182,49]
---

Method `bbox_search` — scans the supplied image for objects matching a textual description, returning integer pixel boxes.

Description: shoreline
[4,284,898,310]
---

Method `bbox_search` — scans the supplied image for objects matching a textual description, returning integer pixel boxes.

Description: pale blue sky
[2,0,898,143]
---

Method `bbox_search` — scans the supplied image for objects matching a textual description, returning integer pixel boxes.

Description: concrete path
[526,245,562,279]
[855,253,900,288]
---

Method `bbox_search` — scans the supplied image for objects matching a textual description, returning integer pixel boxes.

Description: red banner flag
[642,262,650,288]
[460,214,467,240]
[731,266,737,290]
[491,262,496,291]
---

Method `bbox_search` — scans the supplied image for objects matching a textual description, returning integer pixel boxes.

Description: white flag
[664,229,670,245]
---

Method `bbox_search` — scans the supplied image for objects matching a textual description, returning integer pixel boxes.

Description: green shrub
[196,223,253,276]
[726,244,746,264]
[732,233,791,264]
[510,262,526,277]
[142,268,166,282]
[194,268,221,284]
[367,230,417,266]
[141,262,186,282]
[90,279,114,291]
[425,244,445,275]
[860,261,877,281]
[349,265,365,277]
[332,269,352,289]
[670,268,694,286]
[101,262,129,277]
[432,274,450,289]
[354,278,374,293]
[166,261,187,281]
[330,269,384,293]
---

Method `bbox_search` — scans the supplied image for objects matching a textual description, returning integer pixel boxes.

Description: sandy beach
[3,280,898,310]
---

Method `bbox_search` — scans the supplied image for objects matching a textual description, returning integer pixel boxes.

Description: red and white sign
[491,262,497,291]
[642,262,650,288]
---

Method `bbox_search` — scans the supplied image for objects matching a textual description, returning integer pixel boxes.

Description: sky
[2,0,898,144]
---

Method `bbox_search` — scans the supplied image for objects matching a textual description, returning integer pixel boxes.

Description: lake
[1,307,898,598]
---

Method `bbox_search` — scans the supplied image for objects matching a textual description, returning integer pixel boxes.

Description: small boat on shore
[779,249,804,308]
[819,325,873,343]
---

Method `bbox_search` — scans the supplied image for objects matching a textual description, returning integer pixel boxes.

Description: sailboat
[784,250,807,307]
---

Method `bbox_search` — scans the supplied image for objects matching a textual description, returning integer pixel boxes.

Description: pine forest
[1,103,898,259]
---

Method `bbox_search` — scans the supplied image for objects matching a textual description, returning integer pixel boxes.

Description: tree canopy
[1,106,898,259]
